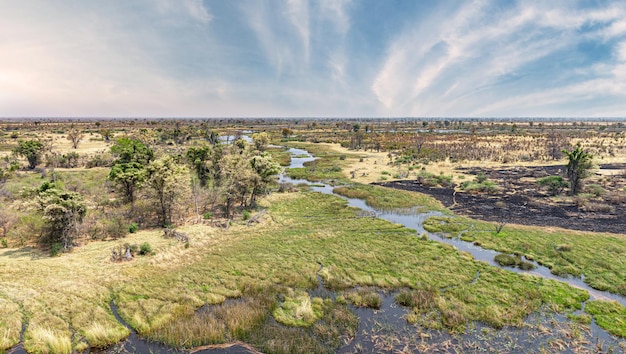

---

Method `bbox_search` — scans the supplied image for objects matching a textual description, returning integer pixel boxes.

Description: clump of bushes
[416,171,454,187]
[128,222,139,233]
[111,242,152,261]
[460,173,498,193]
[494,254,535,270]
[344,288,381,309]
[537,176,568,196]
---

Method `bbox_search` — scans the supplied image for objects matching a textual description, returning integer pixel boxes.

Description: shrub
[128,222,139,234]
[139,242,152,255]
[537,176,568,196]
[50,243,63,257]
[585,184,604,197]
[242,210,251,221]
[202,211,213,219]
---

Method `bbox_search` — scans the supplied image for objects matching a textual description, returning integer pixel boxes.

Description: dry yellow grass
[0,223,232,352]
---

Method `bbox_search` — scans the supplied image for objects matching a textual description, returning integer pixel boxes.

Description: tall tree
[13,139,45,169]
[34,182,86,251]
[563,144,594,195]
[249,153,281,205]
[109,138,154,204]
[146,155,191,227]
[186,145,211,187]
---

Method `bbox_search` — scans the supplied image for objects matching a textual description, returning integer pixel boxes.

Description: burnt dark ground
[375,164,626,235]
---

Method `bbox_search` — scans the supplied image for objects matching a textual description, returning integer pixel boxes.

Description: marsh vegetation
[0,118,625,353]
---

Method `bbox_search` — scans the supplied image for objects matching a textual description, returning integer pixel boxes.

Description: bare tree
[67,129,85,149]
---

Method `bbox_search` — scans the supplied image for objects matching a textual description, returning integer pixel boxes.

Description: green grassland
[0,190,597,353]
[423,215,626,295]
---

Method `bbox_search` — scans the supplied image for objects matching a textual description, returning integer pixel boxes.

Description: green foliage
[563,144,594,195]
[128,222,139,234]
[139,242,152,255]
[146,155,191,227]
[13,139,45,169]
[110,137,154,165]
[251,132,270,151]
[108,162,146,204]
[416,171,454,187]
[203,212,213,220]
[50,242,63,257]
[186,145,211,187]
[585,184,604,197]
[537,175,568,196]
[33,182,87,252]
[460,176,499,193]
[242,210,251,221]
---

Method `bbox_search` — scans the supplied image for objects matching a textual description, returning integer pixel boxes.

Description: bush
[242,210,251,221]
[585,184,604,197]
[139,242,152,255]
[128,222,139,234]
[202,211,213,220]
[537,176,568,196]
[50,243,63,257]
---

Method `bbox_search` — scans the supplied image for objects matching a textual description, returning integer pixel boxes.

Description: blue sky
[2,0,626,118]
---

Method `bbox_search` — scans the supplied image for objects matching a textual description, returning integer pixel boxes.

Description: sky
[2,0,626,118]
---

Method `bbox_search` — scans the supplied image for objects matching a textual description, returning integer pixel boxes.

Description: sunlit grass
[423,215,626,295]
[0,188,605,352]
[333,183,446,211]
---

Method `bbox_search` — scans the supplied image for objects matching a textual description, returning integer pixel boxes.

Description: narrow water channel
[278,146,626,349]
[280,147,626,307]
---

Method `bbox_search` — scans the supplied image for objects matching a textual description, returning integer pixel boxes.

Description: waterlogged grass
[585,300,626,337]
[273,291,323,327]
[0,191,603,352]
[285,142,354,183]
[332,183,445,212]
[114,192,589,347]
[344,288,382,309]
[266,146,291,166]
[423,216,626,296]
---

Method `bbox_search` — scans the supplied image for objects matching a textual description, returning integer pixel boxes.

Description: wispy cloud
[2,0,626,117]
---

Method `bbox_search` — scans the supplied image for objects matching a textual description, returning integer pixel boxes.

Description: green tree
[249,153,281,205]
[251,132,270,151]
[108,162,146,204]
[13,139,45,169]
[110,137,154,165]
[146,155,191,227]
[186,146,211,187]
[109,138,154,204]
[563,144,593,196]
[34,182,87,252]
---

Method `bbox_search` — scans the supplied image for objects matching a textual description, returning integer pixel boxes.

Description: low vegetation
[423,216,626,295]
[332,183,445,211]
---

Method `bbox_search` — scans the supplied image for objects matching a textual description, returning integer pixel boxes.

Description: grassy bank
[423,216,626,295]
[423,215,626,337]
[284,142,357,183]
[332,183,446,212]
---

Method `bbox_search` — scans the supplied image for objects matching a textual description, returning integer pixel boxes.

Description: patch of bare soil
[375,164,626,235]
